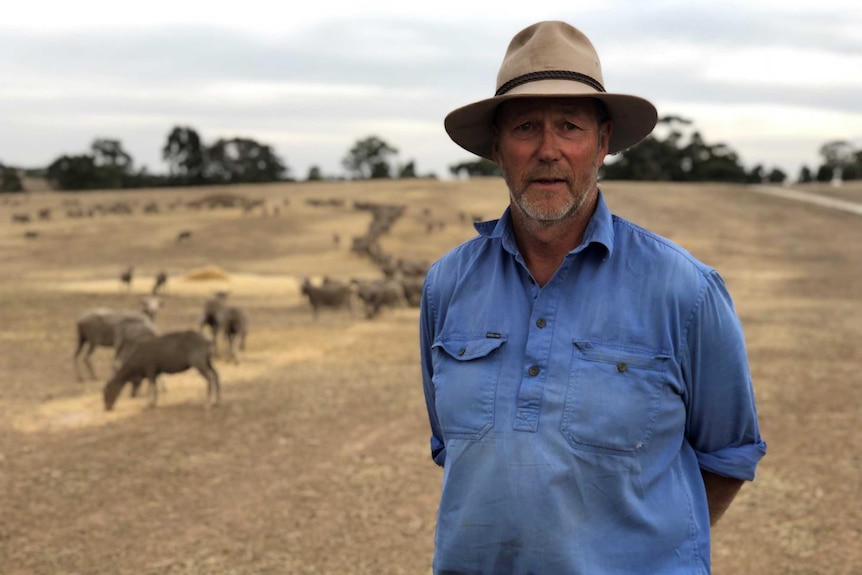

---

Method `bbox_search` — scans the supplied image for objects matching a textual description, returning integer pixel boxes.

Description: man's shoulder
[611,214,713,277]
[431,233,495,269]
[426,234,499,297]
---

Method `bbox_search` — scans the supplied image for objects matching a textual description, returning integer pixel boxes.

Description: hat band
[495,70,606,97]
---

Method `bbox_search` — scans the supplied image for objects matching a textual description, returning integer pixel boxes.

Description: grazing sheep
[113,315,160,371]
[223,306,249,363]
[120,265,134,291]
[199,291,229,355]
[152,271,168,295]
[352,278,407,319]
[400,276,425,308]
[300,277,353,318]
[73,296,162,381]
[103,330,220,410]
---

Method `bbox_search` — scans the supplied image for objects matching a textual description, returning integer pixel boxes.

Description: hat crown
[444,20,657,159]
[496,21,604,95]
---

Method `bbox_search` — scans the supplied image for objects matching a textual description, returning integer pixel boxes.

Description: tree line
[0,116,858,193]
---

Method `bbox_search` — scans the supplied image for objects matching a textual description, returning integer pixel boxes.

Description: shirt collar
[474,189,615,259]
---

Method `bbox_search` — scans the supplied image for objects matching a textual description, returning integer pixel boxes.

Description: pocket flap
[573,340,670,371]
[433,333,507,361]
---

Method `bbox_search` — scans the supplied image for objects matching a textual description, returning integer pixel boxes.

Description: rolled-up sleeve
[683,271,767,481]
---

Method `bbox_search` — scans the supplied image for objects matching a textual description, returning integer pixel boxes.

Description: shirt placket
[513,263,569,432]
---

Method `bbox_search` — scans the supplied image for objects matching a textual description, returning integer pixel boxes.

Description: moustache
[524,167,572,182]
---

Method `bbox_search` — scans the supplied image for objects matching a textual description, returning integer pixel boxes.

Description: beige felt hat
[444,20,658,158]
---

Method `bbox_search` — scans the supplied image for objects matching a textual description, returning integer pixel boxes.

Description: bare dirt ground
[0,178,860,574]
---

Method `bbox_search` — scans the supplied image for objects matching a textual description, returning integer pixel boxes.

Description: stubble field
[0,178,860,574]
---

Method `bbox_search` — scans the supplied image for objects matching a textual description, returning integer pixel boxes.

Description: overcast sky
[2,0,861,181]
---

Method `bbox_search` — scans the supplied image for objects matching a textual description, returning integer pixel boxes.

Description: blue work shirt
[419,192,766,574]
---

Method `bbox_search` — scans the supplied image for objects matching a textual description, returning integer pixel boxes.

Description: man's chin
[519,204,574,224]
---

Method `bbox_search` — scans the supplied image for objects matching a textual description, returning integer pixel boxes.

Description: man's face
[493,97,611,224]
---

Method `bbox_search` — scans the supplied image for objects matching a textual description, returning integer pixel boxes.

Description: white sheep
[73,296,161,381]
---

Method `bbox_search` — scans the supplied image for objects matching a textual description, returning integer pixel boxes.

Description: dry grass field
[1,178,860,574]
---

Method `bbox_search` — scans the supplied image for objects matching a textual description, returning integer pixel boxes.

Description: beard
[502,156,601,224]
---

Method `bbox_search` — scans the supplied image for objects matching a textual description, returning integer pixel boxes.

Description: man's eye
[563,122,578,131]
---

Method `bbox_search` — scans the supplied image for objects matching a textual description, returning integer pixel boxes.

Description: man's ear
[599,120,613,159]
[491,125,501,165]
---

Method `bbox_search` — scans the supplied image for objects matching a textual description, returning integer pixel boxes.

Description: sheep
[352,278,407,319]
[103,330,220,410]
[222,306,249,363]
[300,277,353,318]
[73,296,162,381]
[399,276,425,308]
[152,271,168,295]
[112,315,160,371]
[119,265,134,291]
[199,291,229,355]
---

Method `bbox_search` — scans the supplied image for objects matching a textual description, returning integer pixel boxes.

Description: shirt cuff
[431,436,446,467]
[695,439,767,481]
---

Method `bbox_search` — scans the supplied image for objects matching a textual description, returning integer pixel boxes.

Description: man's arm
[701,470,744,526]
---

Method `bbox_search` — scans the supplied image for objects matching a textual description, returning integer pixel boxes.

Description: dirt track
[1,179,860,574]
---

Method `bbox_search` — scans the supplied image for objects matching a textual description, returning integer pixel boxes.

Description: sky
[2,0,861,182]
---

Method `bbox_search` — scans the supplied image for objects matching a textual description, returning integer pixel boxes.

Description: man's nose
[536,125,562,161]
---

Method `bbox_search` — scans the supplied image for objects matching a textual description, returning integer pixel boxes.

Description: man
[419,21,766,574]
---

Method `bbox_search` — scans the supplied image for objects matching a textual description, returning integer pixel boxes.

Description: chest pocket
[431,334,507,439]
[562,340,671,454]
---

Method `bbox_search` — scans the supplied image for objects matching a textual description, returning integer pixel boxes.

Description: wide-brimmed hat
[444,20,658,158]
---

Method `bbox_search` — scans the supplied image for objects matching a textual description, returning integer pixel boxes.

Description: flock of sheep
[74,290,248,412]
[297,199,431,320]
[55,193,469,413]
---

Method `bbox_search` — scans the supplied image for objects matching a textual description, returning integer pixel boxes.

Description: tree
[746,164,765,184]
[205,137,287,184]
[815,165,833,182]
[370,161,391,179]
[819,140,855,170]
[306,166,323,181]
[798,166,813,183]
[602,116,747,182]
[46,155,100,190]
[602,135,680,181]
[162,126,206,185]
[0,163,24,193]
[398,160,417,179]
[342,136,398,179]
[818,140,856,183]
[449,158,502,178]
[767,168,787,184]
[91,138,133,188]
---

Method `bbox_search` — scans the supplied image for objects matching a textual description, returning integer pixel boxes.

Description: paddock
[0,178,860,574]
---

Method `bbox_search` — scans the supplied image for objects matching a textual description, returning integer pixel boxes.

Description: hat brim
[444,80,658,159]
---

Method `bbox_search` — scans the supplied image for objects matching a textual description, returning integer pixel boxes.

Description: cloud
[2,4,862,179]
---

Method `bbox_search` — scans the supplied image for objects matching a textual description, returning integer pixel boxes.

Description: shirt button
[528,365,540,376]
[458,348,466,356]
[617,362,628,373]
[536,318,546,328]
